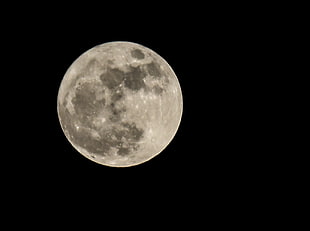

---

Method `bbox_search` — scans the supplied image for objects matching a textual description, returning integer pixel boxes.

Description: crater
[130,49,145,60]
[153,85,164,95]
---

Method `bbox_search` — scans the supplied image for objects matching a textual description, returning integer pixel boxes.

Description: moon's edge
[56,41,183,167]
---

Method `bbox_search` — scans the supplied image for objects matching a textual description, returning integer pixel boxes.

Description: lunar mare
[57,41,183,167]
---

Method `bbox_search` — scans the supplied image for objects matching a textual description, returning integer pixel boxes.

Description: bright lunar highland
[57,41,183,167]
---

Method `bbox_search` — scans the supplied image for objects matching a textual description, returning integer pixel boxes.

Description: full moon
[57,41,183,167]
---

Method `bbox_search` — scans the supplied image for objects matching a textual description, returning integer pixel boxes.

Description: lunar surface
[57,41,183,167]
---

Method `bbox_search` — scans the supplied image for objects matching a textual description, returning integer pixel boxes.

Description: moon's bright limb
[57,41,183,167]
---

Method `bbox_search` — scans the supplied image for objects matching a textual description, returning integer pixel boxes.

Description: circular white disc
[57,41,183,167]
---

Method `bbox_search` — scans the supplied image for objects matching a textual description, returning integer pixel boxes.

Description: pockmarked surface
[57,42,183,167]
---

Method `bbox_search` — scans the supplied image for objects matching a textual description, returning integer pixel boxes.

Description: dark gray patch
[58,106,110,155]
[107,122,144,157]
[81,127,132,156]
[72,83,105,119]
[107,59,114,65]
[130,49,145,59]
[76,121,144,157]
[62,92,70,109]
[146,62,161,77]
[86,59,98,69]
[100,68,125,89]
[153,85,164,95]
[111,89,124,102]
[109,111,121,122]
[121,122,144,142]
[110,122,144,143]
[124,66,146,91]
[108,104,126,123]
[58,105,75,135]
[117,147,130,156]
[84,59,101,76]
[79,134,107,154]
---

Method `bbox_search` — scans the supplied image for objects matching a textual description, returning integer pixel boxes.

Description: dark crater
[146,62,162,77]
[130,49,145,60]
[152,85,164,95]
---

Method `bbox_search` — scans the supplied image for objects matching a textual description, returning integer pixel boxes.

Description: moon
[57,41,183,167]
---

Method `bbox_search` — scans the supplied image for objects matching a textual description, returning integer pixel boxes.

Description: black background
[3,2,278,227]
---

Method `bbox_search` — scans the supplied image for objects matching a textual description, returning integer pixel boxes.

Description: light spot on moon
[57,41,183,167]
